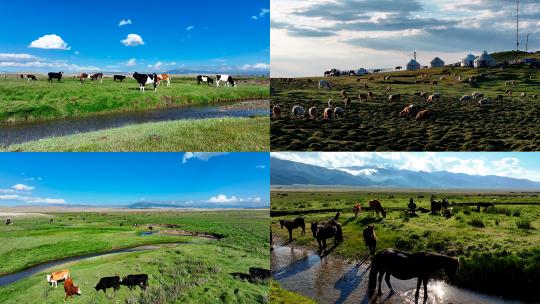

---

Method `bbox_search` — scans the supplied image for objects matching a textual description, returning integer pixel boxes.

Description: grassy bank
[271,64,540,151]
[3,116,269,152]
[270,281,316,304]
[0,76,269,122]
[0,210,270,303]
[271,190,540,301]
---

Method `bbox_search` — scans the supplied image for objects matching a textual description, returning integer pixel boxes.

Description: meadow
[0,210,270,304]
[271,189,540,302]
[271,57,540,151]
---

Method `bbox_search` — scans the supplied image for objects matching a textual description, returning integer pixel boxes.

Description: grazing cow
[78,73,90,84]
[308,106,318,119]
[459,95,472,102]
[334,107,344,118]
[47,72,63,83]
[363,225,377,255]
[388,94,400,102]
[197,75,214,85]
[249,267,271,281]
[323,107,333,119]
[133,72,158,92]
[91,73,103,83]
[216,74,236,87]
[47,270,69,288]
[120,274,149,290]
[279,217,306,241]
[369,200,386,218]
[157,74,171,87]
[318,80,331,90]
[64,277,81,300]
[415,110,431,120]
[26,74,37,82]
[291,105,305,118]
[272,105,282,117]
[5,219,12,225]
[95,276,121,293]
[113,75,126,82]
[324,71,332,77]
[400,104,417,117]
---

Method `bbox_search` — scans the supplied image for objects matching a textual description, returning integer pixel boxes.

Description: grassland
[0,210,269,304]
[3,116,269,152]
[271,189,540,301]
[0,76,269,123]
[270,281,316,304]
[271,63,540,151]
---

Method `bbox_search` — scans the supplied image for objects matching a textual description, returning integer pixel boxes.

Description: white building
[461,53,476,67]
[473,51,497,68]
[430,57,445,68]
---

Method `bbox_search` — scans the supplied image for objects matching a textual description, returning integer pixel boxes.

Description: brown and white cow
[157,74,171,87]
[64,277,82,300]
[47,269,69,288]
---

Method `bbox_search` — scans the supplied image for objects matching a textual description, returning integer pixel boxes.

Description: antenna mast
[516,0,520,51]
[526,33,529,52]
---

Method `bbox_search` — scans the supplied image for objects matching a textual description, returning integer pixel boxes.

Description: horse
[368,248,459,301]
[408,198,416,212]
[279,218,305,241]
[353,203,362,218]
[310,221,343,252]
[369,200,386,218]
[430,196,442,215]
[476,202,494,212]
[363,225,377,255]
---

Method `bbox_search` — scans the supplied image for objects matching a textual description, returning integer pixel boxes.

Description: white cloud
[242,63,270,70]
[0,53,38,61]
[182,152,229,164]
[74,51,79,55]
[121,34,145,47]
[208,194,239,203]
[125,58,137,66]
[148,61,163,69]
[12,184,34,191]
[0,194,65,204]
[29,34,71,50]
[119,19,132,26]
[186,25,195,31]
[252,8,270,20]
[256,165,267,169]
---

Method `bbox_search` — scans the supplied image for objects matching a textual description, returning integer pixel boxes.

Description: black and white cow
[216,74,236,87]
[91,73,103,83]
[133,72,158,92]
[113,75,126,82]
[26,75,37,82]
[48,72,63,83]
[197,75,214,85]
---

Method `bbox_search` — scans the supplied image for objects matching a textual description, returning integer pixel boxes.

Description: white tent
[356,68,368,75]
[406,59,421,70]
[474,51,496,68]
[461,53,476,67]
[430,57,445,68]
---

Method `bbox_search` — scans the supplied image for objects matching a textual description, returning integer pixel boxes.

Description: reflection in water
[271,245,523,304]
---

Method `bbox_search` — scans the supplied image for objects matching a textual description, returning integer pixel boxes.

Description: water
[272,245,525,304]
[0,100,269,146]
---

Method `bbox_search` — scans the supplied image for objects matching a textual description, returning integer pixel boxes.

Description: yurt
[461,53,476,67]
[474,51,496,68]
[356,68,368,75]
[406,59,421,70]
[430,57,445,68]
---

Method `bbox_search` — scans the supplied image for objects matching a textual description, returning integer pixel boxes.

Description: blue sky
[0,153,269,207]
[0,0,269,73]
[271,0,540,76]
[272,152,540,182]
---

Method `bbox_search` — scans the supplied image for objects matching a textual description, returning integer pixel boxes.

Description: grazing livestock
[197,75,214,85]
[334,107,345,118]
[64,277,82,300]
[520,92,526,98]
[249,267,271,281]
[340,89,347,99]
[400,104,417,117]
[47,72,63,83]
[120,274,148,290]
[367,91,374,99]
[311,221,343,252]
[272,105,282,117]
[26,74,37,82]
[415,110,430,120]
[113,75,126,82]
[430,197,442,214]
[343,98,351,108]
[388,94,400,102]
[408,198,417,212]
[90,73,103,83]
[427,92,441,102]
[78,73,90,84]
[327,99,334,108]
[47,270,69,288]
[308,106,318,119]
[369,200,386,218]
[279,217,306,241]
[478,98,494,105]
[133,72,158,92]
[358,93,368,101]
[323,107,333,119]
[5,219,12,225]
[291,105,305,118]
[476,202,495,212]
[157,74,171,87]
[94,276,121,293]
[363,225,377,255]
[353,202,362,218]
[216,74,236,87]
[318,80,331,90]
[471,92,484,100]
[459,95,472,102]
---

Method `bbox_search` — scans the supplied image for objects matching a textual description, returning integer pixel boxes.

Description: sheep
[272,105,282,117]
[520,92,526,98]
[427,92,441,103]
[399,104,417,117]
[388,94,400,102]
[327,99,334,108]
[478,98,494,105]
[415,110,431,120]
[367,91,374,99]
[308,107,318,119]
[343,98,351,108]
[334,107,345,119]
[291,105,305,118]
[532,94,537,99]
[358,93,368,101]
[318,80,331,90]
[323,107,333,119]
[340,90,348,99]
[385,86,392,91]
[459,95,472,102]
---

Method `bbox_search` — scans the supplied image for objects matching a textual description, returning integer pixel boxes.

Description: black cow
[113,75,126,82]
[133,72,158,92]
[197,75,214,85]
[249,267,270,281]
[91,73,103,83]
[216,74,236,87]
[94,276,120,293]
[120,274,148,290]
[26,75,37,82]
[47,72,63,83]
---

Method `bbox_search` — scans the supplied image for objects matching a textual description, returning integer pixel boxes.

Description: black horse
[311,221,343,252]
[430,196,442,214]
[279,217,305,241]
[363,225,377,255]
[368,248,459,302]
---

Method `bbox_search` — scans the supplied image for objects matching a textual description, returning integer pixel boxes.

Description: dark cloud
[327,16,458,32]
[271,20,336,37]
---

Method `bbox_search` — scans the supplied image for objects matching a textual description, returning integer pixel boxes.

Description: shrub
[469,218,485,228]
[516,219,532,229]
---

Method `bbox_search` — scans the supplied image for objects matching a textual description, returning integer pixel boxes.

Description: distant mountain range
[165,68,268,76]
[271,158,540,190]
[126,201,267,209]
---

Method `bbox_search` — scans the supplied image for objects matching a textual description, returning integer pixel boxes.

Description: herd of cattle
[46,269,148,300]
[3,72,238,92]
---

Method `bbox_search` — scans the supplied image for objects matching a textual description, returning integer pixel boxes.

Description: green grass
[270,281,316,304]
[0,210,270,303]
[0,76,269,122]
[271,64,540,151]
[3,116,269,152]
[270,189,540,301]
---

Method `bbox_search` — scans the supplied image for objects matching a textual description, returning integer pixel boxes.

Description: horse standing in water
[368,248,459,302]
[311,221,343,252]
[353,203,362,218]
[363,225,377,255]
[369,200,386,218]
[279,217,306,241]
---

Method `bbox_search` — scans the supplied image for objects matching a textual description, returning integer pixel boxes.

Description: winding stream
[271,245,525,304]
[0,100,269,146]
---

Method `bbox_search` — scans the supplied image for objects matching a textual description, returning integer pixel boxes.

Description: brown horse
[279,217,305,241]
[369,200,386,218]
[368,248,459,301]
[353,203,362,218]
[363,225,377,255]
[311,221,343,252]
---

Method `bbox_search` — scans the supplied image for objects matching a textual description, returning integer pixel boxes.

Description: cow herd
[46,269,148,300]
